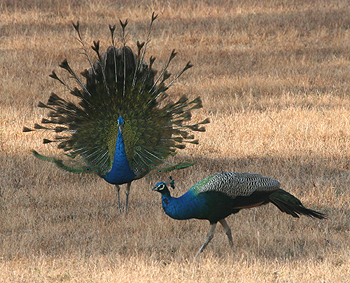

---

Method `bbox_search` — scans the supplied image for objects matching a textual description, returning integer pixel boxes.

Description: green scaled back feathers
[24,13,209,178]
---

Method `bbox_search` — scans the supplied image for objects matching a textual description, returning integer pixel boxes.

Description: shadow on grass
[0,152,349,261]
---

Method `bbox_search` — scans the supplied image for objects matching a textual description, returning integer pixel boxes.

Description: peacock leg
[194,223,217,258]
[115,185,122,213]
[124,182,132,215]
[219,219,234,251]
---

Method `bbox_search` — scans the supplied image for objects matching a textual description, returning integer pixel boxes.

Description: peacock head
[152,176,175,194]
[152,182,168,193]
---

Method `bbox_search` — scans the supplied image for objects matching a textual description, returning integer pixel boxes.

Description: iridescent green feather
[24,15,209,179]
[190,174,216,195]
[31,150,99,174]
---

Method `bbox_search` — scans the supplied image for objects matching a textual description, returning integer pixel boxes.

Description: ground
[0,0,349,282]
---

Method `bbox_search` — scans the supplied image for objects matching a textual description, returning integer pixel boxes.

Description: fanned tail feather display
[24,13,209,180]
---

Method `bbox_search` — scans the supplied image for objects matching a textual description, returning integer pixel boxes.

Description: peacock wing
[197,172,281,199]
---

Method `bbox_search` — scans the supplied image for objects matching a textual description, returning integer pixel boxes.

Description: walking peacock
[152,172,325,258]
[23,13,209,213]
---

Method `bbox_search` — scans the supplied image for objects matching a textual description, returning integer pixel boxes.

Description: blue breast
[103,127,135,184]
[162,189,209,220]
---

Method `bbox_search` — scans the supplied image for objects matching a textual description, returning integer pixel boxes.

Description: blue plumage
[153,172,325,258]
[103,117,136,185]
[156,184,208,220]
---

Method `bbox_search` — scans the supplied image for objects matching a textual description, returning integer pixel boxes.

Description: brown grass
[1,0,350,282]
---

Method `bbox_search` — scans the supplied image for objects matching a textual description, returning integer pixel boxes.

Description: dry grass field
[1,0,350,282]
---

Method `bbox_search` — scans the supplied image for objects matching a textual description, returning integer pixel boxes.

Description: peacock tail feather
[269,190,325,219]
[24,13,209,180]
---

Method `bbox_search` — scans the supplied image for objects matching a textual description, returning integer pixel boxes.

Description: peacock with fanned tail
[23,13,209,213]
[153,172,325,258]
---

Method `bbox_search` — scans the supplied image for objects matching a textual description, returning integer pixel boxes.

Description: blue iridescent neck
[161,189,206,220]
[103,117,135,184]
